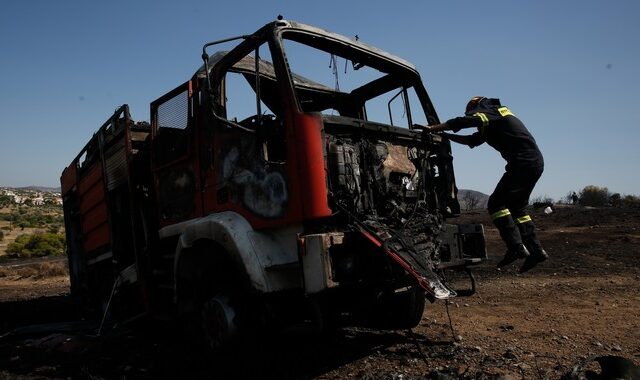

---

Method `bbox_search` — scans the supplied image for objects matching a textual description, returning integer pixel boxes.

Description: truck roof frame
[197,18,439,126]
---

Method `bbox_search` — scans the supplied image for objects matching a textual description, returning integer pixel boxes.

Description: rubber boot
[517,220,549,273]
[497,243,530,268]
[493,215,529,267]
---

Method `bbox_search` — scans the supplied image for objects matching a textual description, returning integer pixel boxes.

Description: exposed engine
[326,132,446,281]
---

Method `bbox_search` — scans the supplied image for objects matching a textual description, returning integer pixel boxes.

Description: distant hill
[458,189,489,210]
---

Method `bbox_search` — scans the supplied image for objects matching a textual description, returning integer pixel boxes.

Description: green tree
[6,233,66,258]
[622,194,640,208]
[579,185,610,207]
[0,194,12,207]
[609,193,622,207]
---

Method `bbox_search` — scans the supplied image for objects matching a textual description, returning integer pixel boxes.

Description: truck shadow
[0,295,450,379]
[0,295,77,333]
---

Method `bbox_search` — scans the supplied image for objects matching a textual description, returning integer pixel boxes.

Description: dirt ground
[0,205,638,379]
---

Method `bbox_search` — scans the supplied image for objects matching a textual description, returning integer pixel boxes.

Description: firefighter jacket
[444,98,544,171]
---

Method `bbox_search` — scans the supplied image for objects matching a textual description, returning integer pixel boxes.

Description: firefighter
[424,97,548,273]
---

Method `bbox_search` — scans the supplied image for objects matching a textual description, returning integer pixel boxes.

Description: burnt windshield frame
[207,29,276,131]
[274,28,439,127]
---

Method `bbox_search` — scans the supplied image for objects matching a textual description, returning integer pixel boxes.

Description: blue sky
[1,1,638,200]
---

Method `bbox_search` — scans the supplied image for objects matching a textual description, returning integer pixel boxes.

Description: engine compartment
[322,115,462,298]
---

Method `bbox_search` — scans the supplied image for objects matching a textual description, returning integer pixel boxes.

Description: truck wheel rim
[202,295,236,349]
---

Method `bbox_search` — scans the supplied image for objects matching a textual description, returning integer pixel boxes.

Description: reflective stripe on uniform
[490,209,511,220]
[515,215,532,224]
[474,112,489,127]
[498,107,514,117]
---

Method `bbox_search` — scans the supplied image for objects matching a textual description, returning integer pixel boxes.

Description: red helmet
[466,96,485,113]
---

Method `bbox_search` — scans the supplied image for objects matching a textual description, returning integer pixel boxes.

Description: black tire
[176,241,249,352]
[363,286,426,330]
[200,295,238,352]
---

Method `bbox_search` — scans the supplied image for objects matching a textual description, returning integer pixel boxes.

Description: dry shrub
[0,266,32,278]
[15,266,39,278]
[33,261,69,278]
[0,261,68,280]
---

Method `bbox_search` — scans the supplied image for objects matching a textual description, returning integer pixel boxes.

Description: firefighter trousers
[487,166,544,252]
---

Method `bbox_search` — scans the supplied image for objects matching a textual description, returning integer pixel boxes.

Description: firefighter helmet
[465,96,485,113]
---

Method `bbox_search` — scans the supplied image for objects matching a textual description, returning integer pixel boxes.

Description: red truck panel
[77,164,110,253]
[291,112,331,220]
[83,223,110,253]
[60,163,77,196]
[82,202,109,236]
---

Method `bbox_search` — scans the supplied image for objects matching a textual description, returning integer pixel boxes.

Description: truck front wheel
[201,295,238,351]
[363,286,426,330]
[176,241,246,352]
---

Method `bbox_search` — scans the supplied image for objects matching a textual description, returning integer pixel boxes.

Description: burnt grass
[0,205,639,379]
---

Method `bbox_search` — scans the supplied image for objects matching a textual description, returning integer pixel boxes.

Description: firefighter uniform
[444,97,547,272]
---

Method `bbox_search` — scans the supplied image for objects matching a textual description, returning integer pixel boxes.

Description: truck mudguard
[162,211,301,294]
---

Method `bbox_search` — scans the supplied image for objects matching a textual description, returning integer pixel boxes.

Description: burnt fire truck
[61,19,486,348]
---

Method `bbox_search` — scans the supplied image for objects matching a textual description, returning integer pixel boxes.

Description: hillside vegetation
[0,196,64,258]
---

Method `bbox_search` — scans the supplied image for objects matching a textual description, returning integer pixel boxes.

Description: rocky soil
[0,205,638,379]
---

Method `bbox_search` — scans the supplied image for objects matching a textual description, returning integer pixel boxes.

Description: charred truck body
[61,20,486,346]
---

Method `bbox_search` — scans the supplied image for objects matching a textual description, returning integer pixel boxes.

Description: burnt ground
[0,205,638,379]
